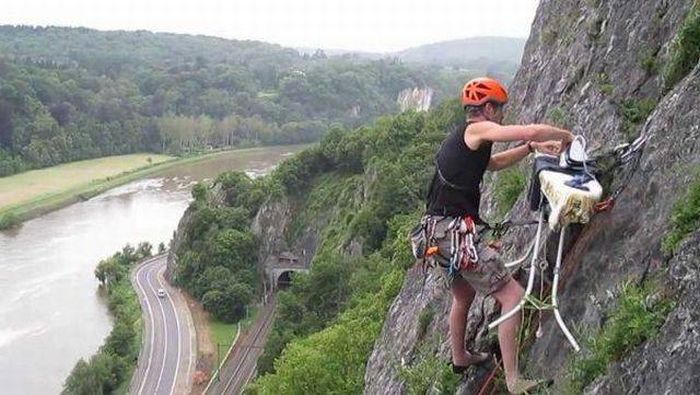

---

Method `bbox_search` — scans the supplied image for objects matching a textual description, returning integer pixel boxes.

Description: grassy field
[0,154,173,208]
[210,320,239,350]
[209,307,258,349]
[0,147,287,229]
[205,307,259,390]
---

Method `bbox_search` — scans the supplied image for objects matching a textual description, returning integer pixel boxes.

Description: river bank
[0,146,303,230]
[0,144,307,394]
[64,245,151,394]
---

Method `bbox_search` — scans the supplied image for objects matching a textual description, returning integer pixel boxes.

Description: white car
[157,288,166,298]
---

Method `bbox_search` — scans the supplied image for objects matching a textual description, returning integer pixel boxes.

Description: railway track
[211,296,276,394]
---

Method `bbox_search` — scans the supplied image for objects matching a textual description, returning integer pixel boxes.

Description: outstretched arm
[487,141,562,171]
[487,144,530,171]
[467,121,574,147]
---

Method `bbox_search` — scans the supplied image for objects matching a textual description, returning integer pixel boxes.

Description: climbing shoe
[506,377,553,394]
[451,351,490,373]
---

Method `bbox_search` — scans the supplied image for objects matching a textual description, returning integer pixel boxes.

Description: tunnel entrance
[277,271,294,289]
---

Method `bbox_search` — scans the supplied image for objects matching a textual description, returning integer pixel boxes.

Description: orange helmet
[461,77,509,107]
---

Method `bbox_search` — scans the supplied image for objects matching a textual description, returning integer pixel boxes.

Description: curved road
[131,255,196,395]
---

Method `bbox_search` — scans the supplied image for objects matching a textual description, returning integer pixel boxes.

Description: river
[0,145,306,394]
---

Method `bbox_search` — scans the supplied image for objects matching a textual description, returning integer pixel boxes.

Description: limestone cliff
[397,87,434,112]
[365,1,700,394]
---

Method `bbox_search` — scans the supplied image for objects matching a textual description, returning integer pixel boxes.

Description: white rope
[488,210,545,329]
[551,226,581,351]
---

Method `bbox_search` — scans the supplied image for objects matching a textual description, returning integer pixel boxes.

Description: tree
[104,321,136,357]
[136,241,153,259]
[201,282,253,322]
[207,229,256,272]
[192,182,208,202]
[62,353,120,395]
[94,258,125,286]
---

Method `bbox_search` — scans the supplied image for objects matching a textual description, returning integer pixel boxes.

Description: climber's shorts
[428,215,512,295]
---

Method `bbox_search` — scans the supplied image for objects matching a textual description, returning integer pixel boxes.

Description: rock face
[365,0,700,393]
[251,196,294,268]
[397,87,433,112]
[365,268,448,395]
[165,203,194,280]
[587,231,700,394]
[525,62,700,383]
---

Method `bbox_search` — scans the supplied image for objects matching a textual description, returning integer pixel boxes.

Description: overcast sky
[1,0,540,52]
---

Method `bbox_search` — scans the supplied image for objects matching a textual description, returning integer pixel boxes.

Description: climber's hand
[532,140,561,155]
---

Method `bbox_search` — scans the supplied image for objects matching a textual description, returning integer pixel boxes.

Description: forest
[0,25,463,176]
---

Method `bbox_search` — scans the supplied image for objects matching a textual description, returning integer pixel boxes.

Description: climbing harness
[410,214,483,276]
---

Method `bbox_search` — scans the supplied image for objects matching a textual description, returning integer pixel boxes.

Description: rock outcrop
[365,0,700,393]
[398,87,433,112]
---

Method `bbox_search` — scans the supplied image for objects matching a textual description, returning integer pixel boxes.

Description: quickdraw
[411,215,482,276]
[448,216,479,277]
[411,215,440,273]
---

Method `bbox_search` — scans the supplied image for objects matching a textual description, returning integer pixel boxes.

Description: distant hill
[396,37,526,82]
[396,36,526,66]
[298,37,526,82]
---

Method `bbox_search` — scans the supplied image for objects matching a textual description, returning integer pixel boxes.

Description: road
[131,255,196,395]
[207,296,276,395]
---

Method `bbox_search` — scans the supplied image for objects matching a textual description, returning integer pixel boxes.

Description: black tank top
[426,122,492,222]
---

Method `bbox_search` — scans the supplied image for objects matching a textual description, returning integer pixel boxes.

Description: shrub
[493,166,527,217]
[192,182,208,202]
[640,53,659,75]
[620,99,656,140]
[662,172,700,254]
[398,342,461,395]
[663,4,700,92]
[0,211,20,230]
[417,306,435,341]
[547,106,570,128]
[563,281,673,393]
[597,72,614,96]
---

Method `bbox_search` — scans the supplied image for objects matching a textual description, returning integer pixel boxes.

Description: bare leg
[491,278,525,385]
[449,276,476,365]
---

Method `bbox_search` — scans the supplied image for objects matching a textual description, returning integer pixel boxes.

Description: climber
[423,77,574,394]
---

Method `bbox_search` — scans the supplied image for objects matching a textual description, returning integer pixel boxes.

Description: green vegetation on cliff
[172,99,463,393]
[563,280,673,393]
[173,176,261,323]
[63,243,152,395]
[663,2,700,92]
[250,101,462,392]
[662,172,700,254]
